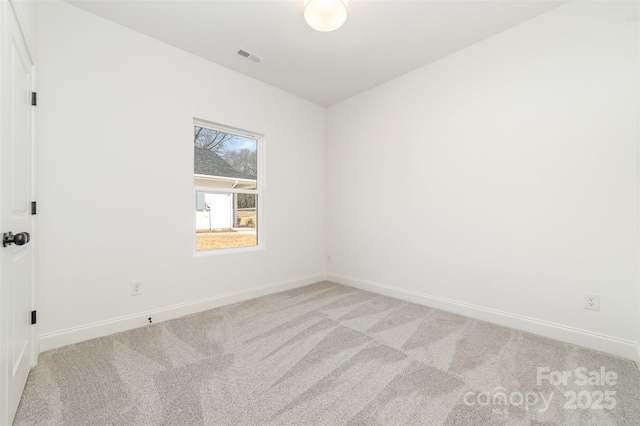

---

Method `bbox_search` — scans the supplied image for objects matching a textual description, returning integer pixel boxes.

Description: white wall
[326,1,639,359]
[37,1,326,349]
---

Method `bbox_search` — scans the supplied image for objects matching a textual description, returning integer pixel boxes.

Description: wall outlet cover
[584,293,600,311]
[131,281,142,296]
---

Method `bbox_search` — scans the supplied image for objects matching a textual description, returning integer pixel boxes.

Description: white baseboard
[327,273,638,362]
[39,273,326,352]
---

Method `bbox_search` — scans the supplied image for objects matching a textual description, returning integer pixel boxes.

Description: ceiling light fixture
[304,0,348,32]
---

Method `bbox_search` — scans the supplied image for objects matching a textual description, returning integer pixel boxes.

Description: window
[194,121,262,252]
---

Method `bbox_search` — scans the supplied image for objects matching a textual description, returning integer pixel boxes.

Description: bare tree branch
[194,127,237,153]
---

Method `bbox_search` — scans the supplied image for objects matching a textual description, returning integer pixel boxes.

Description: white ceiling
[68,0,565,107]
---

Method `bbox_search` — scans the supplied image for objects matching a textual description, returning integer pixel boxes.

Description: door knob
[2,232,30,247]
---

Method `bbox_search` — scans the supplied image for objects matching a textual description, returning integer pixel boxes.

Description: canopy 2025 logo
[537,367,617,410]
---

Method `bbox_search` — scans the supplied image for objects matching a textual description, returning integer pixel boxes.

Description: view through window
[194,123,259,251]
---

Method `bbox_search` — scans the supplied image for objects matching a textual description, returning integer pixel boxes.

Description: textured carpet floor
[13,281,640,425]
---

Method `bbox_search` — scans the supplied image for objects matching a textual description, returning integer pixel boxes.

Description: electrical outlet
[327,255,331,263]
[584,293,599,311]
[131,281,142,296]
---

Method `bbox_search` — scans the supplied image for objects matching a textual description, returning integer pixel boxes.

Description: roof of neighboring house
[194,147,255,180]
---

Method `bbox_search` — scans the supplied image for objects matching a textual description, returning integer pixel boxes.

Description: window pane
[194,126,257,188]
[195,193,257,251]
[194,123,260,252]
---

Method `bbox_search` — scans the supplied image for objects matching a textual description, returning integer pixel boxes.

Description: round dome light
[304,0,348,32]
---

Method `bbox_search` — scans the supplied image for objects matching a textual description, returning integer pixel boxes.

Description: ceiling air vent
[237,49,263,64]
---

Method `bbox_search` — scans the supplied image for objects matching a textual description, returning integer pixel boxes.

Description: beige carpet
[13,282,640,425]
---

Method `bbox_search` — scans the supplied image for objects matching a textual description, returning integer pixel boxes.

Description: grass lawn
[236,209,256,228]
[196,208,257,251]
[196,233,256,251]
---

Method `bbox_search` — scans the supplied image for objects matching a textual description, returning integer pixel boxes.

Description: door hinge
[31,310,36,325]
[31,201,36,215]
[31,92,37,106]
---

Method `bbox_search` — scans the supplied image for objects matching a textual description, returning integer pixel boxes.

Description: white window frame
[193,119,265,256]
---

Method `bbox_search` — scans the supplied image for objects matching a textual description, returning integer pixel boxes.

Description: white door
[206,193,232,229]
[0,2,36,424]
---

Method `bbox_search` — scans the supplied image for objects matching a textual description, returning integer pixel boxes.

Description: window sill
[193,244,265,257]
